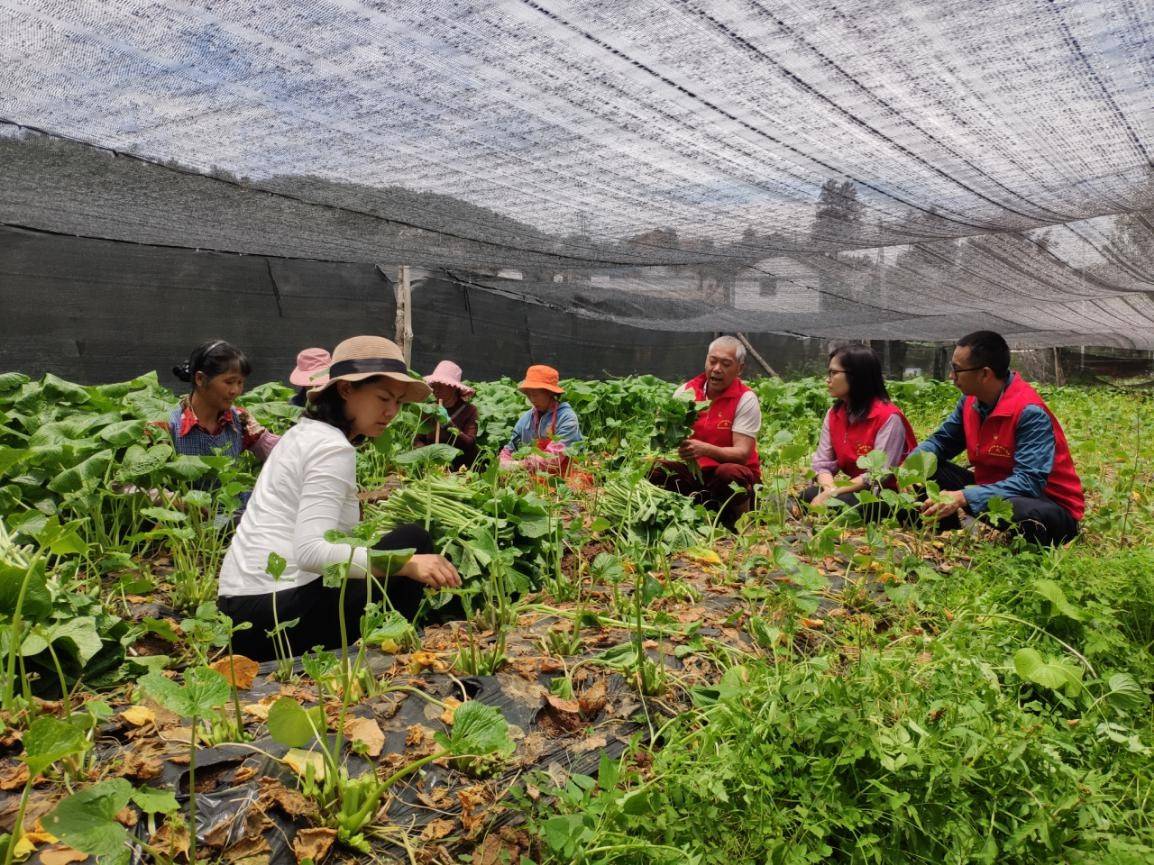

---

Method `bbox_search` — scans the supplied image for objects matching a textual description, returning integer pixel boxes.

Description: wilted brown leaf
[578,680,607,718]
[344,716,386,758]
[210,655,260,690]
[419,817,456,841]
[457,785,492,836]
[38,845,88,865]
[409,651,449,673]
[283,749,324,781]
[150,820,190,858]
[572,734,608,754]
[439,697,462,726]
[0,762,29,791]
[292,827,337,864]
[120,747,165,783]
[538,694,583,737]
[260,777,319,820]
[120,705,156,728]
[544,694,580,714]
[474,827,532,865]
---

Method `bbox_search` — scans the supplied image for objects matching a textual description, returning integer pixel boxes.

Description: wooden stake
[736,332,780,378]
[395,265,413,365]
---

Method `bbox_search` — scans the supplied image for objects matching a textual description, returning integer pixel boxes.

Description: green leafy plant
[138,666,232,865]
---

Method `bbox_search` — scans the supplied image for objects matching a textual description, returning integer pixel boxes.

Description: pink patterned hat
[290,347,331,387]
[425,360,475,399]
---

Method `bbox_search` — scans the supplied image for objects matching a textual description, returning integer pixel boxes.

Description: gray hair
[708,335,746,365]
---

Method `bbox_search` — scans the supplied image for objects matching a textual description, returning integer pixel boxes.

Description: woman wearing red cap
[499,365,582,474]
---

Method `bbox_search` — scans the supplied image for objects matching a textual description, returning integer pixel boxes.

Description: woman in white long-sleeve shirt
[218,336,460,660]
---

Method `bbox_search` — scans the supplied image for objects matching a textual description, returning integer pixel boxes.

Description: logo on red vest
[986,443,1012,458]
[716,419,731,429]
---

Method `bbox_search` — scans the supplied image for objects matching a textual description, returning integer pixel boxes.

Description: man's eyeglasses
[949,364,985,376]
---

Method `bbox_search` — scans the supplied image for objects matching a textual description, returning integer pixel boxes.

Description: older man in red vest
[648,335,762,529]
[912,330,1084,545]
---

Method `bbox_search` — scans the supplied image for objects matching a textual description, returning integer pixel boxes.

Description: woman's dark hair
[173,340,252,389]
[956,330,1011,379]
[305,377,383,442]
[830,343,890,423]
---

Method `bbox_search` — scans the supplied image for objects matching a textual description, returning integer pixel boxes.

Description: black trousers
[930,461,1079,546]
[219,523,436,661]
[799,484,894,523]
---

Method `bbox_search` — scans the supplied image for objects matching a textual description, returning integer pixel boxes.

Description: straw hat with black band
[307,336,431,404]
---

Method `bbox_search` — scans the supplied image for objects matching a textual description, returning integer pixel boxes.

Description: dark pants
[649,460,758,529]
[929,461,1079,546]
[220,523,436,661]
[799,484,894,522]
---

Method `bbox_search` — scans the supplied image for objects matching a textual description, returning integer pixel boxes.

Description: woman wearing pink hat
[288,347,331,407]
[414,360,479,469]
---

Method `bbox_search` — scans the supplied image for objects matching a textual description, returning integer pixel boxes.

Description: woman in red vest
[802,344,917,516]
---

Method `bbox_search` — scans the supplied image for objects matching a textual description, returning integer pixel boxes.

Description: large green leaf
[34,516,90,557]
[162,455,213,482]
[394,443,461,466]
[1013,648,1083,696]
[47,450,113,495]
[0,446,27,477]
[1032,579,1083,622]
[97,419,147,447]
[435,701,514,759]
[22,716,89,775]
[139,666,231,718]
[39,374,92,406]
[895,450,938,487]
[43,778,134,864]
[0,372,30,394]
[45,617,106,665]
[116,443,174,481]
[0,558,52,620]
[1102,672,1149,715]
[132,785,180,815]
[267,697,325,748]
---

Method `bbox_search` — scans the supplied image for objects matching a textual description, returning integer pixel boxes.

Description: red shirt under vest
[686,374,761,473]
[827,399,917,482]
[962,375,1085,521]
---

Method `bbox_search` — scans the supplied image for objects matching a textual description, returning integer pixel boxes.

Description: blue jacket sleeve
[506,410,531,453]
[911,396,967,463]
[963,406,1055,514]
[554,405,583,448]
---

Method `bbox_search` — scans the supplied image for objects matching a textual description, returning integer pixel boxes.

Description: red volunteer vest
[827,400,917,482]
[686,374,761,473]
[962,375,1084,521]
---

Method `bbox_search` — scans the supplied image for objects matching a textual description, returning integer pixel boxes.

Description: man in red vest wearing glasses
[910,330,1084,545]
[648,335,762,530]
